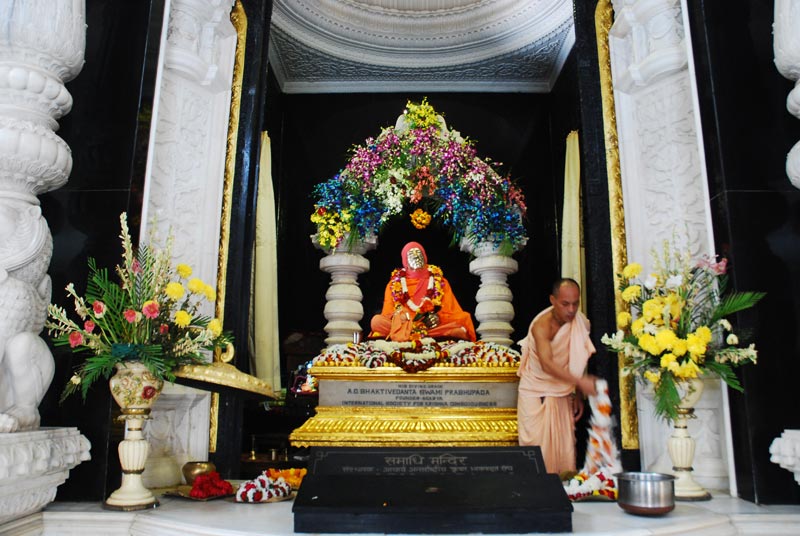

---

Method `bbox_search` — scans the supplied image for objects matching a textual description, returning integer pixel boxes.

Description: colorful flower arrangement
[46,213,232,401]
[310,98,528,253]
[601,243,765,421]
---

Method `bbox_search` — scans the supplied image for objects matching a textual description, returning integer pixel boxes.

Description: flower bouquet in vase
[601,243,764,499]
[46,213,231,511]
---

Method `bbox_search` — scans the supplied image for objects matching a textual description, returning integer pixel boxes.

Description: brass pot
[182,461,216,485]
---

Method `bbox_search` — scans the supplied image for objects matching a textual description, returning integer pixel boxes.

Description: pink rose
[132,259,142,274]
[123,309,138,323]
[141,385,157,400]
[92,300,106,318]
[84,320,95,333]
[142,300,160,319]
[68,331,84,348]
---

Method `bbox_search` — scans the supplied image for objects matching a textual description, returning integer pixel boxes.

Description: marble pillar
[0,0,91,525]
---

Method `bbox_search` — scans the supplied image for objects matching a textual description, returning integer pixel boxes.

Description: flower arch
[310,99,528,254]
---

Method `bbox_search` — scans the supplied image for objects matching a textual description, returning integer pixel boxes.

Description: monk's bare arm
[532,317,597,396]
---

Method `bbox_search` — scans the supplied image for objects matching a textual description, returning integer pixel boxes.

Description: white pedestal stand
[669,378,711,500]
[104,412,158,511]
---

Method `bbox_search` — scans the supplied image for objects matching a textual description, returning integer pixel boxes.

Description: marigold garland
[410,208,432,229]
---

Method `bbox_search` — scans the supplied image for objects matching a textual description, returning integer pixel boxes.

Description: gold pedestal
[289,365,519,448]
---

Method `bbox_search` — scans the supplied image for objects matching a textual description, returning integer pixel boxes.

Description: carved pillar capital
[165,0,236,86]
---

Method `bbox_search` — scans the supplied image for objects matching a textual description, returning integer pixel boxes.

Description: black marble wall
[572,0,630,469]
[39,0,165,501]
[688,0,800,504]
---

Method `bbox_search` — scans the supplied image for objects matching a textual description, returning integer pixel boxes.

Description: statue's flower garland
[310,98,527,252]
[601,243,764,421]
[389,265,444,311]
[313,340,520,373]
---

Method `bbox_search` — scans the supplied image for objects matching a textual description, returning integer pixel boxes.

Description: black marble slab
[307,446,546,477]
[293,473,572,534]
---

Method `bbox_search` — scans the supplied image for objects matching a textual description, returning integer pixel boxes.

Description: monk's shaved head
[552,278,580,297]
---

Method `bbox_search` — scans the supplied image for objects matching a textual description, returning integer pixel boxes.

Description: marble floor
[3,492,797,535]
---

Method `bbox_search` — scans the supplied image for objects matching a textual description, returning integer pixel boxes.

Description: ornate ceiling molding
[268,0,575,93]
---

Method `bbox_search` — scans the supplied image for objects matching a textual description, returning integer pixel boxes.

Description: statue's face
[406,247,425,270]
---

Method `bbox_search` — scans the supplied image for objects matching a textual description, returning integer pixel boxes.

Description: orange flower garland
[410,208,432,229]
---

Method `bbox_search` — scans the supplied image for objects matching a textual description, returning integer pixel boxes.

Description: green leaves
[711,291,766,324]
[654,373,682,422]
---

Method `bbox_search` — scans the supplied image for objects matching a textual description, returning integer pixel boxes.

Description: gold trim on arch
[595,0,638,450]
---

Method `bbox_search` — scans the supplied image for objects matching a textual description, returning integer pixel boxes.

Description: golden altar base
[289,364,520,448]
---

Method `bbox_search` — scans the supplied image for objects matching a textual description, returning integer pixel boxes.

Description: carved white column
[462,241,519,346]
[774,0,800,189]
[609,0,735,495]
[315,237,377,346]
[139,0,237,473]
[0,1,89,524]
[770,430,800,486]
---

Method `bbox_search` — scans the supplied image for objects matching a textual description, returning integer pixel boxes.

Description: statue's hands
[423,312,440,329]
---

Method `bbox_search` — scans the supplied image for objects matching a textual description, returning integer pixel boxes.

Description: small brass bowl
[182,461,216,485]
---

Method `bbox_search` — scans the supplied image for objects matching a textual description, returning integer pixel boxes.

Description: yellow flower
[174,310,192,327]
[208,318,222,337]
[664,293,683,320]
[642,298,664,324]
[659,352,677,369]
[622,263,642,279]
[676,359,702,379]
[638,333,660,356]
[621,285,641,303]
[410,208,432,230]
[644,370,661,384]
[203,284,216,302]
[165,282,185,300]
[616,311,632,329]
[695,326,712,344]
[672,338,688,357]
[655,329,678,352]
[176,263,192,278]
[686,333,707,357]
[631,318,646,337]
[188,278,206,294]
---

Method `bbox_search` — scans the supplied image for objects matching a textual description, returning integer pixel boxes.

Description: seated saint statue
[369,241,476,342]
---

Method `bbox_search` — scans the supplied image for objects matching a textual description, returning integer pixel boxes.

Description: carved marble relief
[609,0,732,494]
[141,0,237,469]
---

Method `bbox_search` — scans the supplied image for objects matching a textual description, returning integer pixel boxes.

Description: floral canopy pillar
[310,99,528,345]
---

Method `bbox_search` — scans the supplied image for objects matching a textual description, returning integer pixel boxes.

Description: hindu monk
[369,242,476,342]
[517,278,598,474]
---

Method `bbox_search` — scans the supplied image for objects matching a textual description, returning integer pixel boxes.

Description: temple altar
[289,364,519,448]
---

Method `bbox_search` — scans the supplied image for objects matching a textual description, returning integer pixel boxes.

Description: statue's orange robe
[516,306,595,474]
[370,275,476,342]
